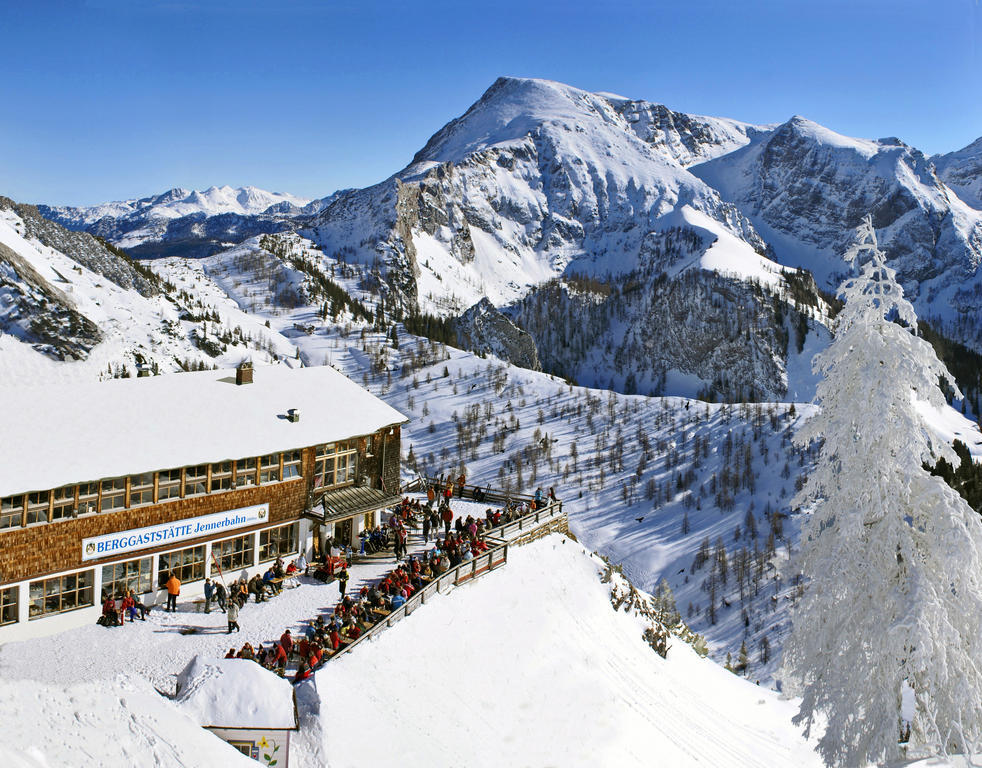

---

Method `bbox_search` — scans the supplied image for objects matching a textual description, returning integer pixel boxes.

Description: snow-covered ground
[306,535,824,768]
[0,532,830,768]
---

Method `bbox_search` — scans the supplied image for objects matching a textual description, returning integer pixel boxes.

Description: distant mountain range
[25,76,982,398]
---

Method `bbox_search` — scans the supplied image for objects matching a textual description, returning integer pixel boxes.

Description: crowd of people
[209,484,560,681]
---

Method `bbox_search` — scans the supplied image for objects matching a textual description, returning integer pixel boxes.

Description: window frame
[51,485,76,522]
[0,586,18,626]
[157,468,182,502]
[259,453,281,484]
[100,477,126,513]
[101,556,153,600]
[282,450,302,480]
[129,473,155,507]
[26,490,51,526]
[157,545,207,588]
[1,495,25,529]
[77,482,99,516]
[214,533,255,573]
[258,522,299,563]
[235,458,257,488]
[210,461,233,493]
[28,570,94,619]
[184,464,208,497]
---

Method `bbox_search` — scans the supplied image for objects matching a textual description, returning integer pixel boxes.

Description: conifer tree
[784,217,982,766]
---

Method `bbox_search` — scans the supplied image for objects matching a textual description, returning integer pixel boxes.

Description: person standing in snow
[165,572,181,613]
[337,567,349,597]
[203,578,215,614]
[214,581,227,613]
[422,512,431,543]
[226,598,240,634]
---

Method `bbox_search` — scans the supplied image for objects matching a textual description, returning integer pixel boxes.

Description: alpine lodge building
[0,363,407,643]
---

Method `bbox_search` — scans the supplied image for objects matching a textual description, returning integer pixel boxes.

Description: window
[26,491,50,525]
[235,458,257,488]
[158,468,182,501]
[77,482,99,516]
[335,449,356,486]
[314,441,357,488]
[313,443,335,489]
[211,461,233,492]
[228,742,253,757]
[259,453,280,484]
[51,486,75,521]
[0,587,17,626]
[282,450,302,480]
[129,473,154,507]
[100,478,126,512]
[1,495,24,529]
[214,534,254,572]
[259,523,299,562]
[28,570,94,618]
[158,546,206,587]
[102,557,152,599]
[185,465,207,497]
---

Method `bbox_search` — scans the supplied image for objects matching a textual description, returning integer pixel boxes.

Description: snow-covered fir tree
[783,216,982,766]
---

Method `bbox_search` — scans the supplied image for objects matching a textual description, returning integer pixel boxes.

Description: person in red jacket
[280,629,294,659]
[224,648,236,659]
[273,641,288,676]
[120,592,137,623]
[101,596,119,627]
[328,627,342,651]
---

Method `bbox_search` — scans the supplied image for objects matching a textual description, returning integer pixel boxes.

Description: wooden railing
[403,475,538,506]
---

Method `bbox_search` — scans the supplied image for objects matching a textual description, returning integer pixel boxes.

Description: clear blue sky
[2,0,980,206]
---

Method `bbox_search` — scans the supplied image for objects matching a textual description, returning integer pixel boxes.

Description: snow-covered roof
[175,656,297,729]
[0,364,407,497]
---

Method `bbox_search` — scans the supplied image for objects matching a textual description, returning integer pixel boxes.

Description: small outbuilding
[175,655,299,765]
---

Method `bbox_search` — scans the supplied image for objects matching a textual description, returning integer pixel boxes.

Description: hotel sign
[81,503,269,562]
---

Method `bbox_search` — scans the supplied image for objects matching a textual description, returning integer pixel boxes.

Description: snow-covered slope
[0,195,296,383]
[310,535,823,768]
[934,136,982,210]
[693,117,982,346]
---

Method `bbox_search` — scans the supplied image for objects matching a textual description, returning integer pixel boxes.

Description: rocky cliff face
[509,227,826,399]
[0,239,102,360]
[693,117,982,345]
[2,197,157,297]
[934,136,982,211]
[454,297,540,371]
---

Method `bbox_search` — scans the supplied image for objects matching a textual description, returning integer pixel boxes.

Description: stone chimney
[235,361,253,386]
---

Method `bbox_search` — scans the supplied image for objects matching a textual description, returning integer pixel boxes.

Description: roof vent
[236,362,253,386]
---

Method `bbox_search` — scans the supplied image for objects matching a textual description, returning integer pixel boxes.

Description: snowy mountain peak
[774,115,882,159]
[40,185,311,230]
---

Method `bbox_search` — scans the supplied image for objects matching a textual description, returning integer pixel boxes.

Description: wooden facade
[0,423,401,642]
